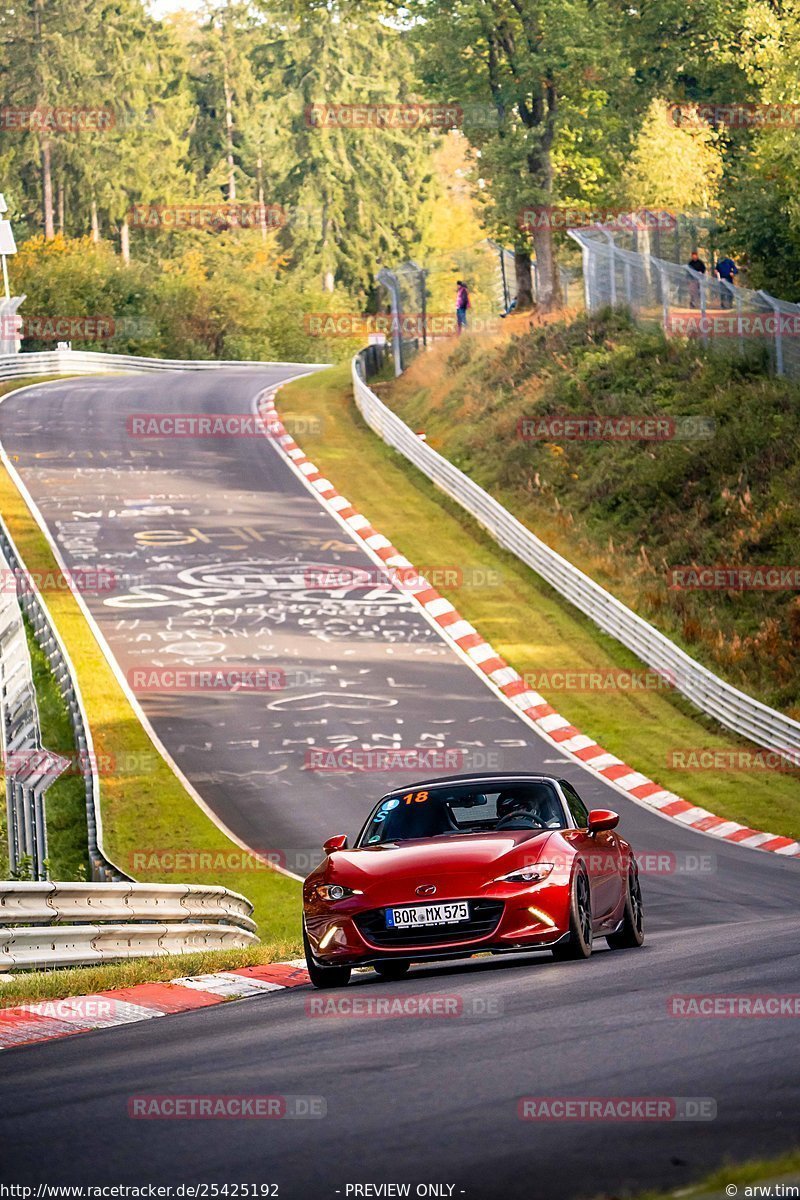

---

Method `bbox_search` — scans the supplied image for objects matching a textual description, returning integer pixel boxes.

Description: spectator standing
[687,251,706,309]
[456,280,470,334]
[715,255,739,309]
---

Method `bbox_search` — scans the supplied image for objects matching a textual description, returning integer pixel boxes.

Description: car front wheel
[552,869,593,961]
[303,928,352,989]
[606,869,645,949]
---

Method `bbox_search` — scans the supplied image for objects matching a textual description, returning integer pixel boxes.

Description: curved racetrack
[0,368,797,1199]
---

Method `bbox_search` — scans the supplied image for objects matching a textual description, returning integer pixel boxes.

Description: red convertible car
[302,772,644,988]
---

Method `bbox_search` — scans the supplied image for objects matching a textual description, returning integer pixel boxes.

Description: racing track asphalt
[0,368,797,1198]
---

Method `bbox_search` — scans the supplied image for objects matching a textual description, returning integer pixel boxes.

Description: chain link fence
[372,246,582,379]
[487,242,580,313]
[569,212,800,379]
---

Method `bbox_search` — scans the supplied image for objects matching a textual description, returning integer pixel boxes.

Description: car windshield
[358,782,567,846]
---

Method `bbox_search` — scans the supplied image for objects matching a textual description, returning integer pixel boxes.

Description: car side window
[560,781,589,828]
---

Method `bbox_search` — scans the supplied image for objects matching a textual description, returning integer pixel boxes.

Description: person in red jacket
[456,280,471,334]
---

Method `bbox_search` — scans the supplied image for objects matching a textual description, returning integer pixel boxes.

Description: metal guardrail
[0,517,127,883]
[351,352,800,764]
[0,348,324,381]
[0,881,255,926]
[0,881,257,968]
[568,213,800,379]
[0,539,68,879]
[0,925,256,970]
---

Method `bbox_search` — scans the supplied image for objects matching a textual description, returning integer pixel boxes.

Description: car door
[559,780,624,923]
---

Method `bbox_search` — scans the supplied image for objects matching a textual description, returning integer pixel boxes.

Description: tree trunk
[57,178,65,233]
[531,225,563,311]
[223,64,236,202]
[514,251,534,309]
[525,118,563,312]
[120,216,130,264]
[320,199,334,291]
[91,197,100,243]
[41,140,55,239]
[257,153,266,243]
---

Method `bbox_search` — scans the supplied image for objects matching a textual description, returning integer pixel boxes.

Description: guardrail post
[736,289,745,358]
[758,290,784,377]
[655,262,670,331]
[377,268,403,377]
[600,230,617,306]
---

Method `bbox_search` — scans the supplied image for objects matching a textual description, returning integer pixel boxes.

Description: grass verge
[0,377,302,947]
[278,364,800,840]
[389,313,800,716]
[25,616,90,880]
[0,942,299,1008]
[633,1149,800,1199]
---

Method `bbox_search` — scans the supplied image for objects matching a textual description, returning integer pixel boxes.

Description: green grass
[632,1148,800,1199]
[25,616,91,880]
[277,363,800,840]
[0,942,299,1008]
[388,312,800,717]
[0,376,302,947]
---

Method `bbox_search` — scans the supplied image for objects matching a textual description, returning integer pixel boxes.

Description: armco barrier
[351,353,800,764]
[0,923,256,970]
[0,881,255,929]
[0,348,325,381]
[0,515,126,883]
[0,537,68,879]
[0,881,257,968]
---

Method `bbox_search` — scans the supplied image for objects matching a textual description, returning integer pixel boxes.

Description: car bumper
[304,890,572,966]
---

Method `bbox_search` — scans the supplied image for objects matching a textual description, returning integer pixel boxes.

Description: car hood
[326,831,557,883]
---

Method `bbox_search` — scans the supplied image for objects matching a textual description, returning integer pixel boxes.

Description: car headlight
[494,863,555,885]
[314,883,361,902]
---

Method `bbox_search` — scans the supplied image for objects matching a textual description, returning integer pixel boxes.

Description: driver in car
[495,790,558,830]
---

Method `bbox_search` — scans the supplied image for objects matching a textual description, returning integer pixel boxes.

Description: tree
[0,0,105,238]
[626,99,724,213]
[412,0,617,310]
[252,0,433,298]
[80,1,194,261]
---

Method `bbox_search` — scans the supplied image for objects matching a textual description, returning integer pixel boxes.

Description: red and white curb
[258,388,800,862]
[0,961,309,1050]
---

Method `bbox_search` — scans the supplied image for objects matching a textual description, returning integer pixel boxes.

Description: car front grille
[354,900,504,948]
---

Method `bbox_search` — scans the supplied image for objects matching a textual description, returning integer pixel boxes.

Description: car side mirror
[323,833,348,854]
[587,809,619,833]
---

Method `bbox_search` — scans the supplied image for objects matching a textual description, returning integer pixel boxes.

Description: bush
[9,233,360,364]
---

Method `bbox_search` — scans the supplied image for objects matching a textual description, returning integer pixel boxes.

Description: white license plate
[386,901,470,928]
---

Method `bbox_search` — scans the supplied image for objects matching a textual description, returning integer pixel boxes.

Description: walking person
[687,251,706,309]
[456,279,470,334]
[715,255,739,309]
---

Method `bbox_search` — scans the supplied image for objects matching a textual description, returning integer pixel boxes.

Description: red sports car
[302,772,644,988]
